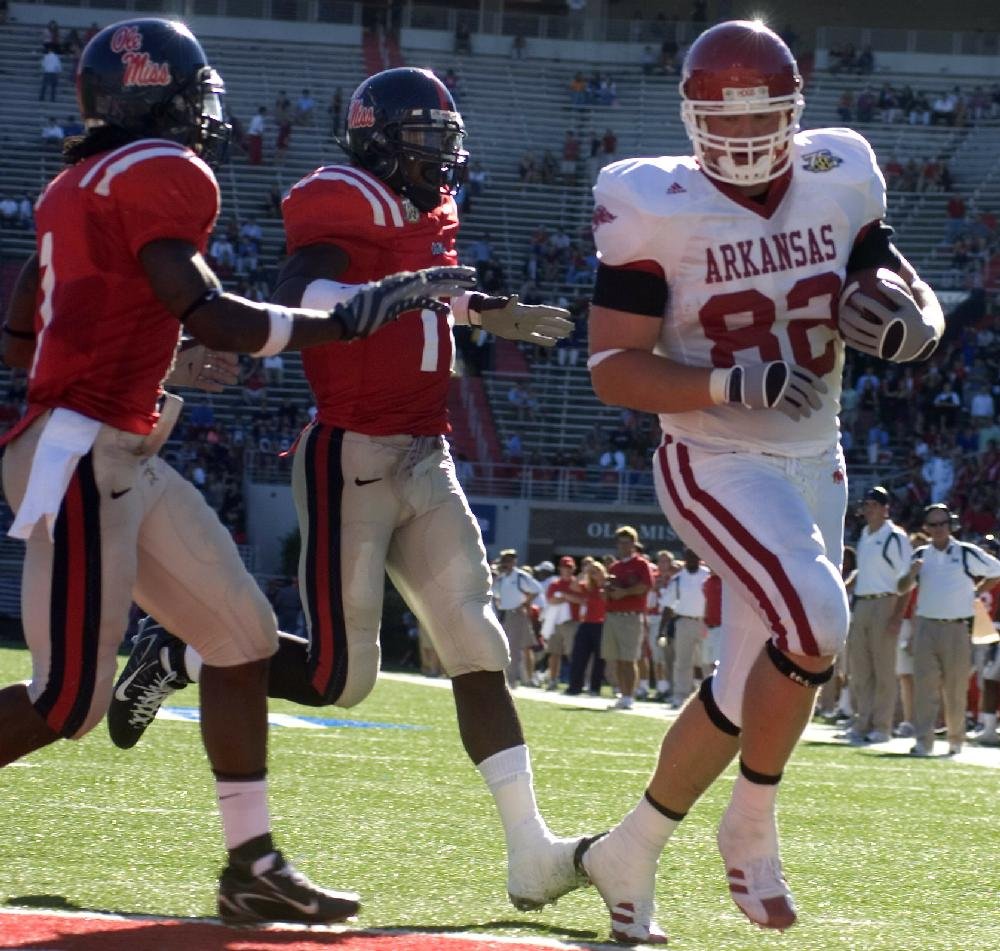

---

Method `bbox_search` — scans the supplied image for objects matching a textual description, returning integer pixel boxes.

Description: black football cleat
[107,616,190,749]
[218,851,361,926]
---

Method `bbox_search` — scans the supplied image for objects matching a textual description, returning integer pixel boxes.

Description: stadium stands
[1,15,1000,599]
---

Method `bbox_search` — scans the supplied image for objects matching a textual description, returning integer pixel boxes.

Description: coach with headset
[898,503,1000,756]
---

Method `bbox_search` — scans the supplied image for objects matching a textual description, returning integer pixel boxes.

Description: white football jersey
[592,127,886,456]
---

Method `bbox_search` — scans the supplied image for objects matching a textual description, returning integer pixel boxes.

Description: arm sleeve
[112,153,219,258]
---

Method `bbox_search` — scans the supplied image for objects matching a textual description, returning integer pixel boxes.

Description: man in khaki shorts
[898,504,1000,755]
[603,526,654,710]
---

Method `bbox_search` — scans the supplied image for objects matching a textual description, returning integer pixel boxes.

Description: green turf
[0,644,996,950]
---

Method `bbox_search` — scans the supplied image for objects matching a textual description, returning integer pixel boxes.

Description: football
[839,267,916,359]
[840,266,913,315]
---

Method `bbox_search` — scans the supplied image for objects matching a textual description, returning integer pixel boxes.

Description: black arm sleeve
[592,263,668,317]
[846,222,904,274]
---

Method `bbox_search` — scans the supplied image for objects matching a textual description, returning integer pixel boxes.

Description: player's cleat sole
[574,833,668,945]
[507,835,591,910]
[218,851,360,926]
[107,617,190,749]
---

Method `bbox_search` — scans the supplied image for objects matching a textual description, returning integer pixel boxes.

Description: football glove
[167,341,240,392]
[472,295,574,347]
[721,361,827,422]
[839,268,939,362]
[331,266,478,341]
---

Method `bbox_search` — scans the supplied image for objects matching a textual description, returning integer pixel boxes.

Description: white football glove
[839,268,939,362]
[332,266,478,341]
[720,361,827,422]
[472,295,574,347]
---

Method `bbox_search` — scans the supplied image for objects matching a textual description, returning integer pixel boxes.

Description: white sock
[612,796,679,857]
[656,679,669,694]
[216,778,271,852]
[982,712,998,735]
[728,773,779,820]
[183,645,203,683]
[477,744,551,849]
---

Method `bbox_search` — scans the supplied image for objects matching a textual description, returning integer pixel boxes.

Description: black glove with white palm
[468,294,573,347]
[838,267,940,362]
[331,266,478,341]
[713,361,827,422]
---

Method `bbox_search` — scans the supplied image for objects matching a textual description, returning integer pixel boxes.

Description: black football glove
[331,266,478,341]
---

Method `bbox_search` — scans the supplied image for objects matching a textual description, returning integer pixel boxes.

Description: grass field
[0,643,996,950]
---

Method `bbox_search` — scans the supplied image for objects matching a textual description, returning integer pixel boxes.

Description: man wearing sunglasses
[898,504,1000,756]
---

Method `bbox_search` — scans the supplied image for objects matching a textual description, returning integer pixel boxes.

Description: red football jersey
[282,164,459,435]
[26,138,218,435]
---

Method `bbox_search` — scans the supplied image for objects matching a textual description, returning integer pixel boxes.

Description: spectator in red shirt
[566,559,608,696]
[604,526,655,709]
[544,556,585,689]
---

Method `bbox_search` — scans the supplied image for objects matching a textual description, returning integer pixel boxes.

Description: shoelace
[128,671,179,727]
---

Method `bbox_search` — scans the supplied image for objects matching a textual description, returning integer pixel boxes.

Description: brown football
[841,266,913,315]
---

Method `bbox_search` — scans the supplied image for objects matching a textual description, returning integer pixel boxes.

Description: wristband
[708,367,732,405]
[300,278,359,310]
[450,291,488,326]
[251,307,294,357]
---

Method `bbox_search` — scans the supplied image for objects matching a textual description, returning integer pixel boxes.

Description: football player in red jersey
[108,66,584,911]
[0,19,474,925]
[575,20,944,943]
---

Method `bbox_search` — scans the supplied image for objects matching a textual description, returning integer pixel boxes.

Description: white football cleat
[577,834,668,945]
[717,807,797,931]
[507,835,589,911]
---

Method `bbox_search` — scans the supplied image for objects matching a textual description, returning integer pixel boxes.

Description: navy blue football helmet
[344,67,468,212]
[77,18,230,165]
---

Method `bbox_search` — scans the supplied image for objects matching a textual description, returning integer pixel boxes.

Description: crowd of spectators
[838,83,1000,128]
[567,71,618,108]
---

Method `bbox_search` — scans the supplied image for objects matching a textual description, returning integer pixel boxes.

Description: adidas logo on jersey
[666,182,687,194]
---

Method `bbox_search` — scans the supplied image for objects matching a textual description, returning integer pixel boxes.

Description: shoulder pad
[80,139,215,198]
[283,164,406,251]
[86,140,219,255]
[593,156,698,266]
[795,127,880,180]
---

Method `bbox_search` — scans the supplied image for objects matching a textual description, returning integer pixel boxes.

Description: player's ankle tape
[740,758,782,785]
[765,640,834,687]
[644,790,687,822]
[698,675,740,736]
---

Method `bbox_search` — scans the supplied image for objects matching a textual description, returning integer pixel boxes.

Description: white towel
[9,408,102,542]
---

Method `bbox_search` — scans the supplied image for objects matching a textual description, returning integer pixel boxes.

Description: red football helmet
[680,20,803,187]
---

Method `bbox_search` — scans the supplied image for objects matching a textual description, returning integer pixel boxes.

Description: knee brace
[698,675,741,736]
[766,640,834,688]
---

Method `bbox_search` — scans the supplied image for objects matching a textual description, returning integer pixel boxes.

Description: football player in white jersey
[575,20,943,944]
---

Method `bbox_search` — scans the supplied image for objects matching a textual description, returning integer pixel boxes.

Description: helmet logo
[110,25,171,87]
[110,25,143,53]
[722,85,769,101]
[348,99,375,128]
